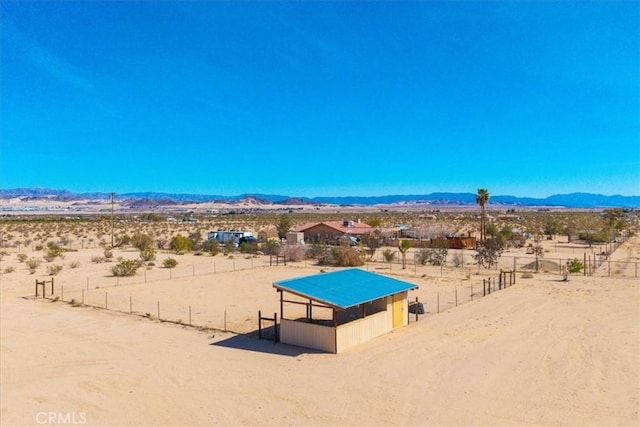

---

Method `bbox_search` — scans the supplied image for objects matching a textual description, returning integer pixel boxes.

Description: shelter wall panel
[336,311,391,353]
[280,319,336,353]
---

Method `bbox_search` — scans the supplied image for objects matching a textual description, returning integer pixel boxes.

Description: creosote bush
[111,259,142,277]
[46,264,64,275]
[139,248,156,262]
[26,257,41,274]
[162,257,178,268]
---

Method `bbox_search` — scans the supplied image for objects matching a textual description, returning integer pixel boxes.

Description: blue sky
[1,1,638,198]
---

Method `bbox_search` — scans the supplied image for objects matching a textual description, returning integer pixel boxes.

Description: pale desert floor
[1,235,638,426]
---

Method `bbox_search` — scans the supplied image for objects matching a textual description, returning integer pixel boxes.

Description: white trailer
[207,230,253,245]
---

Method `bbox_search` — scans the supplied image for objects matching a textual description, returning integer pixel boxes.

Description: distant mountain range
[1,188,639,208]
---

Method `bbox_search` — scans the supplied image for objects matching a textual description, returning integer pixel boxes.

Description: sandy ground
[1,235,638,426]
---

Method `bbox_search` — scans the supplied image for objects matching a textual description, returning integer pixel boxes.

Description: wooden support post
[274,312,278,342]
[258,310,262,339]
[437,293,440,314]
[455,288,458,306]
[415,297,419,322]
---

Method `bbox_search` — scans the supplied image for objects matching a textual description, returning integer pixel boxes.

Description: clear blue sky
[1,1,638,198]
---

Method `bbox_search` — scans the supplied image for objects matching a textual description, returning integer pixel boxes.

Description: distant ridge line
[0,188,638,208]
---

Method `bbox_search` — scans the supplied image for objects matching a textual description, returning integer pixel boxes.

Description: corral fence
[33,256,285,335]
[369,244,638,279]
[408,270,516,324]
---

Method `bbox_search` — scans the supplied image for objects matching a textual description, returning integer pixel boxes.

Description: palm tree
[475,188,490,241]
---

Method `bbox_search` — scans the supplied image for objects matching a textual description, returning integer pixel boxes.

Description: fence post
[455,287,458,307]
[258,310,262,339]
[157,301,160,320]
[437,293,440,314]
[584,253,587,276]
[61,286,64,302]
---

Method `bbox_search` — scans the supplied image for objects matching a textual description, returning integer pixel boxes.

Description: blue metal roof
[273,268,418,309]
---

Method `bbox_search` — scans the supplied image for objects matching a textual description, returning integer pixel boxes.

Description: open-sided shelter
[273,269,418,353]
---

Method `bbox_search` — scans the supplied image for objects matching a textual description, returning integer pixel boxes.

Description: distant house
[273,269,418,353]
[294,220,373,244]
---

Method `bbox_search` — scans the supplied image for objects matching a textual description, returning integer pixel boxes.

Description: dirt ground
[1,231,638,426]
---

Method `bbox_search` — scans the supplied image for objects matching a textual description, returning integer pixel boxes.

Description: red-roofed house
[294,220,373,244]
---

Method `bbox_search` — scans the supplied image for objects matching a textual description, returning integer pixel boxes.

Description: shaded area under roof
[273,268,418,309]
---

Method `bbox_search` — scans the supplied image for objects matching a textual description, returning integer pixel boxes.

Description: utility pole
[110,192,115,248]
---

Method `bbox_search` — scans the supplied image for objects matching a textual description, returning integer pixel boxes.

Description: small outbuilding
[273,269,418,353]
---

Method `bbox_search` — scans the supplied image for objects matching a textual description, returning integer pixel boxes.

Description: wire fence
[29,239,637,335]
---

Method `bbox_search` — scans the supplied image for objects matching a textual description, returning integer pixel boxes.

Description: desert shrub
[282,245,306,262]
[451,253,464,267]
[563,258,584,281]
[131,232,154,250]
[4,266,15,274]
[139,248,156,262]
[46,264,64,275]
[17,253,28,263]
[204,240,220,256]
[262,240,280,256]
[0,250,7,261]
[475,238,503,269]
[239,241,259,254]
[188,231,203,251]
[417,245,448,266]
[162,257,178,268]
[170,234,192,254]
[26,257,41,274]
[91,256,105,263]
[382,249,396,263]
[306,243,327,259]
[34,244,44,251]
[103,249,114,259]
[156,238,168,250]
[319,246,364,267]
[111,259,141,277]
[221,239,235,255]
[68,261,81,269]
[115,234,131,247]
[43,247,65,262]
